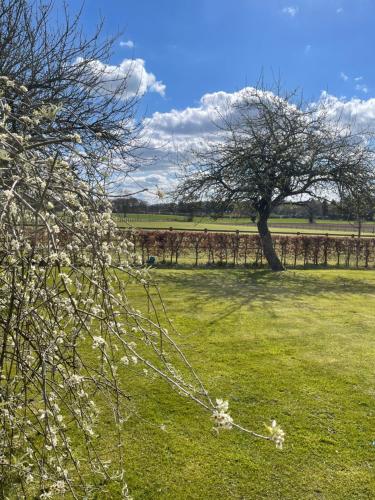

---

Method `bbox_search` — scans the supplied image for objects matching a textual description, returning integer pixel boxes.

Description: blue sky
[62,1,375,197]
[78,0,374,112]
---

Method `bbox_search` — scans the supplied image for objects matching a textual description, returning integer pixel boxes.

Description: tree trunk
[308,207,314,224]
[257,212,285,271]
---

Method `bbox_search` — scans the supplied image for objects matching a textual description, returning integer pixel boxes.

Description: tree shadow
[153,267,375,306]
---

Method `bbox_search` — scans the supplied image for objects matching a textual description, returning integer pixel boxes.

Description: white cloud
[340,71,349,81]
[339,74,368,93]
[120,40,134,49]
[119,88,375,200]
[282,6,299,17]
[77,57,166,98]
[124,89,252,199]
[355,83,368,94]
[149,80,166,96]
[141,87,259,152]
[319,91,375,130]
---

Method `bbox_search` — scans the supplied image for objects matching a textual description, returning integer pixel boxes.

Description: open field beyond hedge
[106,268,375,499]
[114,214,375,237]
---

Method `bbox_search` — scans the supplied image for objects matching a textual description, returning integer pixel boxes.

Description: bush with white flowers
[0,77,283,498]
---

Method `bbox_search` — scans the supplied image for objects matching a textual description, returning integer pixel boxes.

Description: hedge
[121,230,375,269]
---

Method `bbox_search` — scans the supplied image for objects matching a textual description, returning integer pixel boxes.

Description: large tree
[176,87,375,270]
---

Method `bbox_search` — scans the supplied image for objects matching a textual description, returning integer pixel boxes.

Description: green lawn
[110,268,375,499]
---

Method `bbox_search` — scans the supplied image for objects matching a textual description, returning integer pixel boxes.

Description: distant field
[114,213,375,226]
[115,216,375,237]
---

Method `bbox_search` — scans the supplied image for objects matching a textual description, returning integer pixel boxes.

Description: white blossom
[266,420,285,449]
[212,399,233,431]
[92,336,106,349]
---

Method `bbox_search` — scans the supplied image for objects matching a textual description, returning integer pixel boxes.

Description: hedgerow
[124,230,375,269]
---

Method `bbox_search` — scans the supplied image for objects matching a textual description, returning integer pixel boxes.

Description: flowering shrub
[0,78,282,497]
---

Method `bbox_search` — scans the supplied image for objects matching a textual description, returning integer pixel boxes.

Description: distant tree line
[111,197,227,218]
[111,196,374,222]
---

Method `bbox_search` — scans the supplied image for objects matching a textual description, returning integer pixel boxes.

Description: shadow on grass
[152,267,375,306]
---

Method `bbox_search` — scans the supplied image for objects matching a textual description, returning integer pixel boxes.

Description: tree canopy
[176,87,375,270]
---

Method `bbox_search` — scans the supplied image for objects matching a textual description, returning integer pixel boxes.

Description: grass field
[108,268,375,499]
[116,218,375,237]
[115,213,375,226]
[114,213,375,236]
